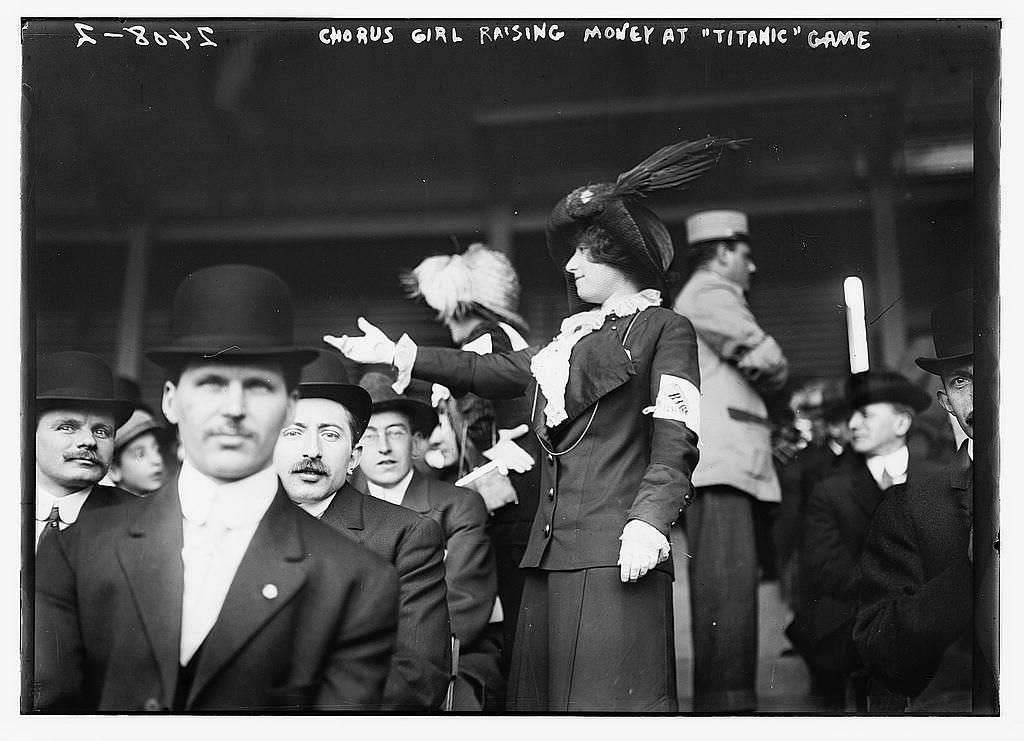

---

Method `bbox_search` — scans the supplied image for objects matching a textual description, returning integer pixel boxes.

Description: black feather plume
[611,136,749,198]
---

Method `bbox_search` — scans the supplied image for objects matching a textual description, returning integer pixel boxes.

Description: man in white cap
[673,209,788,712]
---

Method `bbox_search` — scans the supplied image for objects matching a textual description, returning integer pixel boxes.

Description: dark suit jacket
[853,443,973,704]
[791,450,941,672]
[319,482,451,711]
[34,478,399,712]
[414,307,700,576]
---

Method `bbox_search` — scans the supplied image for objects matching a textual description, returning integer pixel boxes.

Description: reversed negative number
[75,23,217,50]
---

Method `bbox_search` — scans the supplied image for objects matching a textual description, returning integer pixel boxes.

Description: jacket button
[543,524,551,537]
[548,487,554,500]
[143,697,162,711]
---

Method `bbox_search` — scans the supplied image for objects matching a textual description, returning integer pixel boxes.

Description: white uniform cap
[685,210,750,245]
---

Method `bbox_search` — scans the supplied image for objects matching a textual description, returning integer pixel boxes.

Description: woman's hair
[573,224,662,292]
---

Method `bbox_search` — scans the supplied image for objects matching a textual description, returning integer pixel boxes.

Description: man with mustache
[356,372,502,711]
[34,351,136,549]
[34,265,399,712]
[275,351,451,711]
[854,289,993,713]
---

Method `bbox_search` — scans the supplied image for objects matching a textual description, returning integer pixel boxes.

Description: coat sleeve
[626,313,701,535]
[441,487,498,648]
[802,481,859,601]
[677,281,788,391]
[414,346,537,400]
[852,493,972,697]
[316,557,400,710]
[33,531,88,712]
[381,515,452,711]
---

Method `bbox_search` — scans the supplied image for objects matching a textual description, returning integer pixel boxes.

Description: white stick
[454,460,501,487]
[844,276,870,373]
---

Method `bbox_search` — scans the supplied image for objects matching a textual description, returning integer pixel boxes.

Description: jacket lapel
[186,488,310,706]
[115,480,186,707]
[401,471,432,514]
[558,321,636,426]
[320,482,366,534]
[848,458,884,518]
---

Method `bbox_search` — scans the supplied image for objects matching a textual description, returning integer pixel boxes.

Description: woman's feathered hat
[402,242,528,334]
[546,136,746,311]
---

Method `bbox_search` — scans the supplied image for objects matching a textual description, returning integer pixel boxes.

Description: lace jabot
[530,289,661,427]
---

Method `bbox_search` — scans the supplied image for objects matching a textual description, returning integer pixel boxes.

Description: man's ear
[161,381,178,425]
[937,388,954,417]
[348,445,363,473]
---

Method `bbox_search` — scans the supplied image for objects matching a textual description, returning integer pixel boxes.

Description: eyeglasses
[360,427,410,445]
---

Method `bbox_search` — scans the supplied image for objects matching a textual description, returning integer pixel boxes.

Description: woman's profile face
[565,245,637,305]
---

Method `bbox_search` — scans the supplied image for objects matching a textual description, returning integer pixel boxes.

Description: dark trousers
[684,485,758,712]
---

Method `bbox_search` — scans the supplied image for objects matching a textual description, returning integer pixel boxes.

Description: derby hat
[545,137,744,311]
[37,351,135,427]
[915,289,974,375]
[685,209,750,246]
[297,351,373,440]
[147,264,318,367]
[358,371,439,437]
[114,408,169,453]
[846,369,931,414]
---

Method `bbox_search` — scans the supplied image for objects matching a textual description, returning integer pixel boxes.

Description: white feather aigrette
[405,253,475,321]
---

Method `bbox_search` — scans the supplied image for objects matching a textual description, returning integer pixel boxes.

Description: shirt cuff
[392,333,418,393]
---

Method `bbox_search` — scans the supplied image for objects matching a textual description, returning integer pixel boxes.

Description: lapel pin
[261,584,279,600]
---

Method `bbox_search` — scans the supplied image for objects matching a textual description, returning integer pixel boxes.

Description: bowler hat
[114,408,169,453]
[358,371,439,437]
[915,289,973,375]
[298,351,373,439]
[847,370,931,414]
[685,209,750,246]
[147,264,318,367]
[37,351,135,427]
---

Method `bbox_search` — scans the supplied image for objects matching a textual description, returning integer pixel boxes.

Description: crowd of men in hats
[29,143,991,715]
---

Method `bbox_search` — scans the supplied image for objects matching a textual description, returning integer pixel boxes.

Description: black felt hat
[358,371,439,437]
[297,351,373,440]
[545,137,745,311]
[846,370,931,414]
[915,289,974,375]
[37,351,135,427]
[147,264,318,367]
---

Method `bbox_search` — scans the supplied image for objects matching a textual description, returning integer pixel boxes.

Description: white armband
[642,374,701,437]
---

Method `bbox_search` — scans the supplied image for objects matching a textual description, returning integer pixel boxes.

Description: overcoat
[791,451,940,673]
[413,305,700,710]
[853,442,976,709]
[319,482,451,711]
[673,269,786,502]
[395,471,502,701]
[34,478,399,712]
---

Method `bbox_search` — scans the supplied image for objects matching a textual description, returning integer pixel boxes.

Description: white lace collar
[531,289,661,427]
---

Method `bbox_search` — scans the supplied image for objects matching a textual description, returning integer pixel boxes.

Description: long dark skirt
[507,566,677,713]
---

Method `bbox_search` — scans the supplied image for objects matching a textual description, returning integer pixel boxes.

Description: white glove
[324,317,396,365]
[617,519,671,583]
[482,424,535,474]
[464,467,519,513]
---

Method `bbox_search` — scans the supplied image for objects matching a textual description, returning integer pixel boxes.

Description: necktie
[879,468,894,491]
[37,504,62,548]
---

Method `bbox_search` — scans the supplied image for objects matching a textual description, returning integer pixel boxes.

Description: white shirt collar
[967,438,974,461]
[178,459,278,530]
[35,483,93,527]
[366,468,414,507]
[297,491,337,519]
[866,445,909,486]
